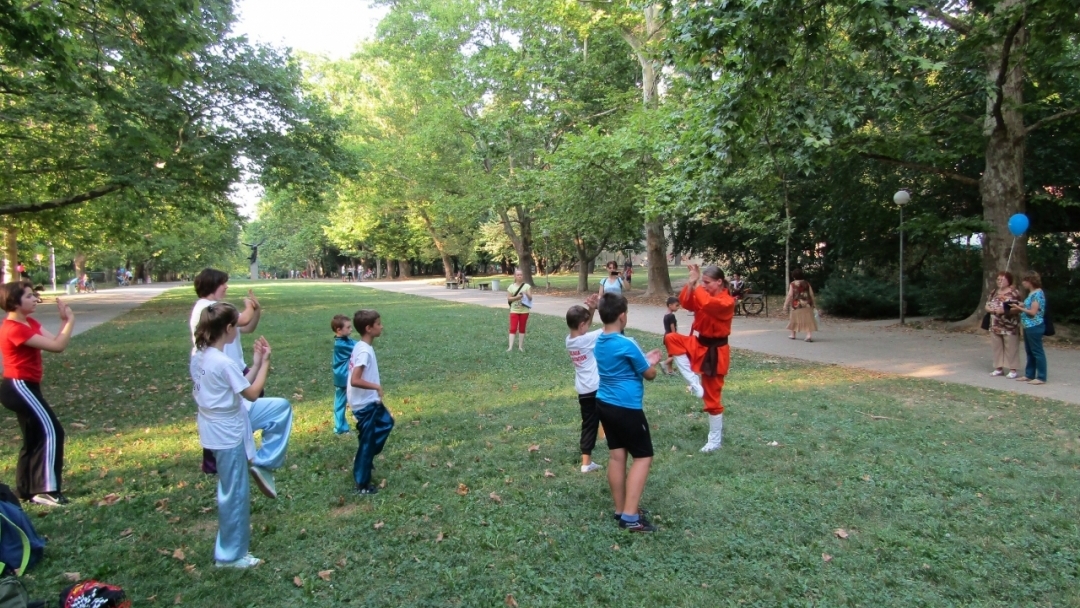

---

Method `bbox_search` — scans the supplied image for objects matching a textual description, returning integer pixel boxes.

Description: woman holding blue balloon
[1014,271,1048,385]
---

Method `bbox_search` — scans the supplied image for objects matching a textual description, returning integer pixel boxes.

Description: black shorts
[596,400,653,458]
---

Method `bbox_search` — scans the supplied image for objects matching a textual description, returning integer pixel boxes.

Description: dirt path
[357,279,1080,405]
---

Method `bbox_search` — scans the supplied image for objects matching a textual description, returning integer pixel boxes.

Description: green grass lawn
[6,282,1080,606]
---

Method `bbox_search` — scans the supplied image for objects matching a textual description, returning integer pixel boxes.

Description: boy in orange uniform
[662,264,735,452]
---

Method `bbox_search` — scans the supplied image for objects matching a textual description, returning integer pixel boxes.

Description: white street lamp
[894,190,911,325]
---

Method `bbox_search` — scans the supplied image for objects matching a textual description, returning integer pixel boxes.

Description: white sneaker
[215,553,262,569]
[1005,371,1018,379]
[580,462,602,473]
[990,369,1004,377]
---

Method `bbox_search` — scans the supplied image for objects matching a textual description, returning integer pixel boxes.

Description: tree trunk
[958,13,1029,326]
[376,257,383,279]
[498,207,535,286]
[3,226,17,281]
[575,239,592,292]
[644,218,672,296]
[399,260,412,279]
[73,252,87,279]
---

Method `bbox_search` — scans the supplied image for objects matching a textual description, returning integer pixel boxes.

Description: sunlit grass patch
[5,282,1079,606]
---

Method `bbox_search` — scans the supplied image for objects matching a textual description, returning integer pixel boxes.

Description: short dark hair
[0,280,34,312]
[566,305,590,329]
[331,314,350,332]
[1022,270,1042,289]
[598,293,627,324]
[194,268,229,298]
[353,309,381,336]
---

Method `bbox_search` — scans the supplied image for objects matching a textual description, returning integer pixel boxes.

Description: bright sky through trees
[228,0,387,217]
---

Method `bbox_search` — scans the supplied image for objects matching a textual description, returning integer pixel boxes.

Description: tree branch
[991,15,1026,131]
[918,4,972,35]
[1025,107,1080,135]
[860,153,980,186]
[0,183,125,216]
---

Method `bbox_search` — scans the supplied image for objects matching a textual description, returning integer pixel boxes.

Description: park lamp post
[894,190,911,325]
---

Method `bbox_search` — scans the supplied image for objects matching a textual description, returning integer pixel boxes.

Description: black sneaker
[355,484,378,495]
[618,517,656,533]
[612,507,651,521]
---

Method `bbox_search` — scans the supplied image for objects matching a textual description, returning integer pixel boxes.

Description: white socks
[674,355,704,398]
[700,414,723,452]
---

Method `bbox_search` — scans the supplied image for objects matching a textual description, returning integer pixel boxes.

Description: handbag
[980,312,991,331]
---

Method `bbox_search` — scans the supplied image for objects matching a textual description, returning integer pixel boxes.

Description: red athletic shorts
[509,312,529,334]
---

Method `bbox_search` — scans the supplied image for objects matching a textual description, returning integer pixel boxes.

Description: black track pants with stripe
[0,379,64,498]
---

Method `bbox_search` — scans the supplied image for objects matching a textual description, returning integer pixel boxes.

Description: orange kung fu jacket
[675,282,736,376]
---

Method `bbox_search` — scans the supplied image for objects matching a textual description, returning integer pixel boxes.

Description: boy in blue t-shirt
[594,293,661,532]
[330,315,356,435]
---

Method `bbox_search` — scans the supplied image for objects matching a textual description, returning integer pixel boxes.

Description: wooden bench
[478,282,492,291]
[445,280,460,289]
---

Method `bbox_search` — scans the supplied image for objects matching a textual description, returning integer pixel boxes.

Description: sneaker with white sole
[1005,371,1018,379]
[990,369,1004,376]
[30,492,67,507]
[215,553,262,569]
[249,466,277,499]
[580,462,602,473]
[618,517,657,533]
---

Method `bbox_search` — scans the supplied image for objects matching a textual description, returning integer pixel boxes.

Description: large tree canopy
[0,0,349,222]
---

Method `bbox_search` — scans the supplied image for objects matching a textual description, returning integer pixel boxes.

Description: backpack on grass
[0,485,45,577]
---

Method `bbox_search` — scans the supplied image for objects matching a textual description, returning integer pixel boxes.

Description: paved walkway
[0,284,178,375]
[358,279,1080,405]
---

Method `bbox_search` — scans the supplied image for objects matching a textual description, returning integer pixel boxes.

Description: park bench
[478,282,491,291]
[445,280,460,289]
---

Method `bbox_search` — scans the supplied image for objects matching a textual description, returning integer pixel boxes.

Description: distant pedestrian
[985,271,1020,378]
[598,261,625,297]
[622,259,633,288]
[1015,271,1048,385]
[784,268,817,342]
[506,269,532,352]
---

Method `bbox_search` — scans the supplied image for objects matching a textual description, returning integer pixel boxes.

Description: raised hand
[56,299,73,323]
[645,349,662,366]
[246,289,260,310]
[585,293,600,309]
[687,264,701,284]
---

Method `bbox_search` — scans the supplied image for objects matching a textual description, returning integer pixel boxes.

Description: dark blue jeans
[1023,323,1047,381]
[353,402,394,487]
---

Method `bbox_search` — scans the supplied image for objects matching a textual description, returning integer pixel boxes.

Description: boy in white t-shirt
[564,294,603,473]
[348,309,395,495]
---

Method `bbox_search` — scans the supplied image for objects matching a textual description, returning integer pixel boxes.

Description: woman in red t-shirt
[0,280,75,507]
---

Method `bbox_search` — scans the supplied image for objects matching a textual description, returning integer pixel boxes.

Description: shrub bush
[912,245,983,321]
[817,275,899,318]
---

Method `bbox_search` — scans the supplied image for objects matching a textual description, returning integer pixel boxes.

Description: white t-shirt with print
[565,329,602,395]
[189,298,245,369]
[190,347,254,458]
[346,341,381,411]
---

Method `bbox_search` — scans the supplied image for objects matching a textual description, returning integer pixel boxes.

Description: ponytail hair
[194,302,238,351]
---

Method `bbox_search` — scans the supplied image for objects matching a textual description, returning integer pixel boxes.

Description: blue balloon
[1008,213,1029,237]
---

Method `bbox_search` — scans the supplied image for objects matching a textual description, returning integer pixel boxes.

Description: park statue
[243,239,266,280]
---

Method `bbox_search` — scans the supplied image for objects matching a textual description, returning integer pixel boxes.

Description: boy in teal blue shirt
[594,293,661,532]
[330,315,356,434]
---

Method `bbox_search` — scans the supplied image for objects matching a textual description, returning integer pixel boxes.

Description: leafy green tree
[666,0,1080,319]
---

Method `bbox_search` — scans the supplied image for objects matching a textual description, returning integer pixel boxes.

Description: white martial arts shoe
[674,355,704,399]
[700,414,723,453]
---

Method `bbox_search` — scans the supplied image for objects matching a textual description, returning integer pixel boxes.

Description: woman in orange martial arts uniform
[663,264,735,452]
